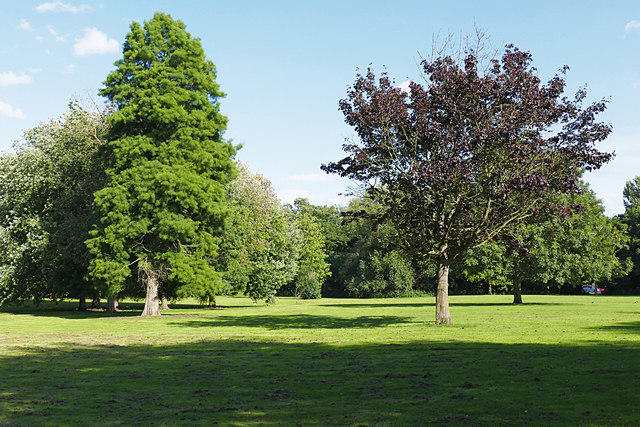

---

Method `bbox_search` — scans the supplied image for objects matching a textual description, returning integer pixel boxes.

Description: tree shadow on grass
[0,302,243,319]
[0,304,140,319]
[1,339,639,425]
[450,301,571,307]
[320,301,568,309]
[588,320,640,335]
[169,314,417,330]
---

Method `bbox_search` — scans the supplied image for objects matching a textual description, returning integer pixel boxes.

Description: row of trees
[0,13,327,315]
[0,102,331,309]
[0,14,632,324]
[295,183,635,301]
[0,102,634,316]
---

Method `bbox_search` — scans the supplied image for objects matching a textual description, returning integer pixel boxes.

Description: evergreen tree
[87,13,236,315]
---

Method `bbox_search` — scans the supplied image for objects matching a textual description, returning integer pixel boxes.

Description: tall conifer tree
[87,13,235,315]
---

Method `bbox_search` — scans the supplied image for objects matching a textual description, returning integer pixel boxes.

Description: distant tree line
[286,185,636,300]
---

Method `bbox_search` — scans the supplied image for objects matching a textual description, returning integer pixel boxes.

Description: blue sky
[1,1,639,215]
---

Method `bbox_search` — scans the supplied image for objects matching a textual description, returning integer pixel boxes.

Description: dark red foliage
[322,45,612,263]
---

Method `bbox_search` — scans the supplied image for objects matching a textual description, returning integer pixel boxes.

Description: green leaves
[220,162,299,302]
[0,102,109,305]
[87,13,235,307]
[464,180,630,295]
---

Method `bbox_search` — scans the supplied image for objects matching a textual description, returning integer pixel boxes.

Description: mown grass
[1,295,639,425]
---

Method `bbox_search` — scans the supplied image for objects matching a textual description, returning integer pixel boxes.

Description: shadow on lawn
[0,302,242,319]
[1,338,639,425]
[169,314,417,330]
[320,301,567,309]
[590,320,640,335]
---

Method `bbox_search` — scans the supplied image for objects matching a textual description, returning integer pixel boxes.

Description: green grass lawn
[1,295,639,426]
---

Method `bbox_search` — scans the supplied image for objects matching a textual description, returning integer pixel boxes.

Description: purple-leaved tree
[322,45,613,324]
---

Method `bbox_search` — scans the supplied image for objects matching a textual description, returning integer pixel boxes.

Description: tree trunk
[141,273,160,316]
[488,281,493,295]
[78,295,86,311]
[107,297,119,312]
[435,262,452,324]
[91,294,101,309]
[161,296,170,310]
[513,277,523,304]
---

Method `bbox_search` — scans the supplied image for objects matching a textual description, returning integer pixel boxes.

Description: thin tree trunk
[513,277,523,304]
[488,281,493,295]
[161,296,170,310]
[107,296,119,312]
[141,273,160,316]
[78,295,87,311]
[91,294,101,309]
[435,262,452,325]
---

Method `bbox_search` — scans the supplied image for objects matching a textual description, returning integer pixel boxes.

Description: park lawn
[0,295,639,426]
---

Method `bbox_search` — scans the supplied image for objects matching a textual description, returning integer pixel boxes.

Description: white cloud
[35,0,90,13]
[625,20,640,34]
[35,35,44,42]
[19,19,32,31]
[47,25,65,42]
[289,173,331,183]
[0,71,32,87]
[73,27,119,56]
[397,80,415,94]
[633,81,640,89]
[63,64,76,74]
[0,101,25,119]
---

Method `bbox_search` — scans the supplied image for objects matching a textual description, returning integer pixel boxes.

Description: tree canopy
[220,162,299,303]
[323,44,613,323]
[464,180,630,302]
[86,13,236,315]
[0,102,108,307]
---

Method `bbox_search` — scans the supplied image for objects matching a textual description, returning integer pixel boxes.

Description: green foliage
[220,162,299,302]
[464,181,631,295]
[623,177,640,208]
[332,197,418,298]
[87,13,235,306]
[289,199,350,297]
[615,177,640,293]
[291,198,349,255]
[0,102,108,305]
[291,213,331,299]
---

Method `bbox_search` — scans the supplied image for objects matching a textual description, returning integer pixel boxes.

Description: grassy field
[1,295,639,426]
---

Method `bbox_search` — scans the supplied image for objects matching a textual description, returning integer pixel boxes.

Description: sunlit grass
[1,295,639,425]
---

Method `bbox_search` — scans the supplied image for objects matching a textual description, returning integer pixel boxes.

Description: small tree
[323,44,612,323]
[220,162,299,302]
[290,199,351,297]
[87,13,236,315]
[291,213,331,299]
